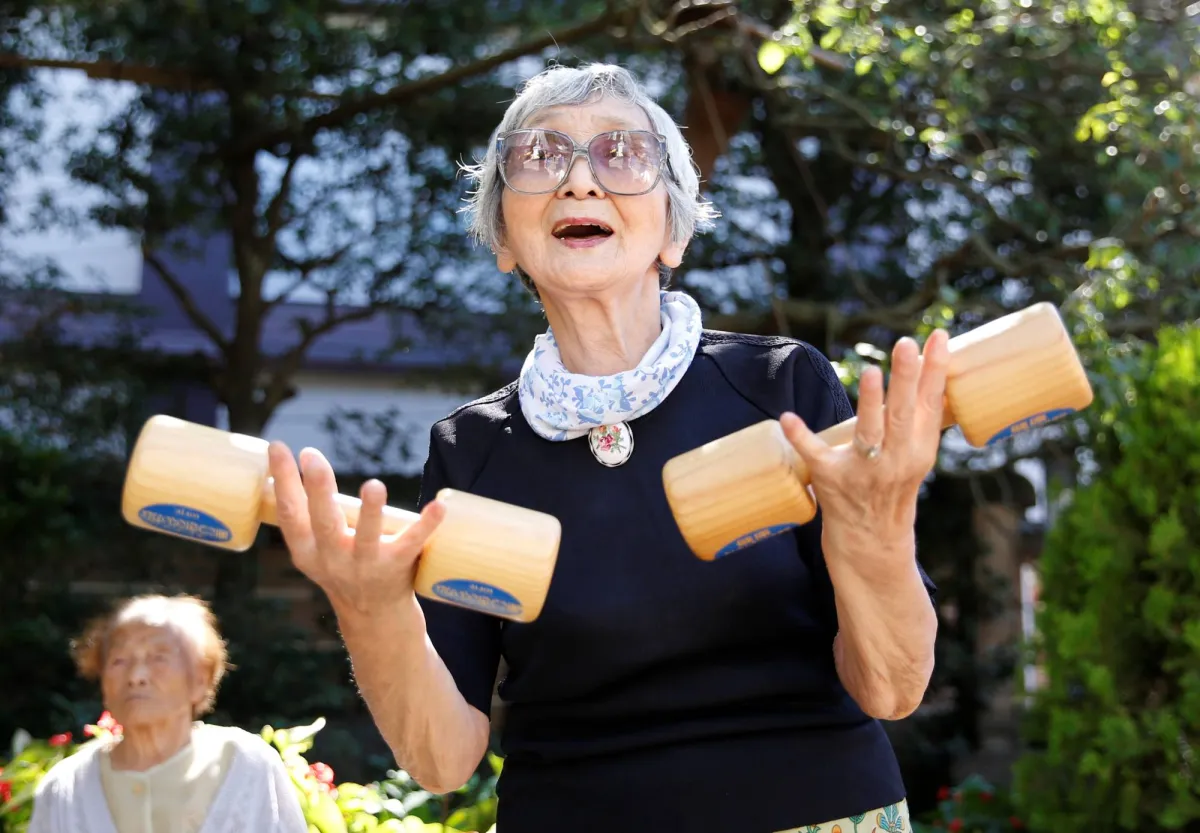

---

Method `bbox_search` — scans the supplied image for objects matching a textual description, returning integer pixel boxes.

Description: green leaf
[758,41,789,75]
[308,790,349,833]
[819,27,842,50]
[855,55,872,76]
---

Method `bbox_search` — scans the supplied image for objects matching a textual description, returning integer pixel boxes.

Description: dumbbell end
[663,420,818,561]
[120,415,270,552]
[415,489,562,623]
[946,303,1096,447]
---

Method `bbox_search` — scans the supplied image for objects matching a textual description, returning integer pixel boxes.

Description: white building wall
[215,372,483,478]
[2,69,143,294]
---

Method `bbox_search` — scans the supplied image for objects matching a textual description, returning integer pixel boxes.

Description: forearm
[824,529,938,720]
[333,595,489,793]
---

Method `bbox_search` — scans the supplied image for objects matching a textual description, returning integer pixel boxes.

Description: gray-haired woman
[268,63,948,833]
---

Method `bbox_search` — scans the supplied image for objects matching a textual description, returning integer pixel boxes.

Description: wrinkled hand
[781,329,951,558]
[268,443,446,615]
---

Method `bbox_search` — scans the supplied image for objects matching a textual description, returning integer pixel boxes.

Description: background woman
[30,594,307,833]
[269,63,946,833]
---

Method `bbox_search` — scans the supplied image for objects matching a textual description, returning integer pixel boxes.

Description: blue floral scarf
[517,290,702,442]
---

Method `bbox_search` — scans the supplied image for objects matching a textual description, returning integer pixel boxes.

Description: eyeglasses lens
[500,129,663,195]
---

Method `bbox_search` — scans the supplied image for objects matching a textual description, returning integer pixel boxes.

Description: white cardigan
[28,724,309,833]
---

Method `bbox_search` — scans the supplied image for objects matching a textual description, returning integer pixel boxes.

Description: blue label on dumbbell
[137,504,233,543]
[986,408,1076,446]
[714,523,799,559]
[431,579,524,618]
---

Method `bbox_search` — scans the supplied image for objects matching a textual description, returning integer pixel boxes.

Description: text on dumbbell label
[714,523,799,559]
[987,408,1076,445]
[431,579,524,617]
[137,503,233,543]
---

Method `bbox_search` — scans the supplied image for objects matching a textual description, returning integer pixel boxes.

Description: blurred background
[0,0,1197,830]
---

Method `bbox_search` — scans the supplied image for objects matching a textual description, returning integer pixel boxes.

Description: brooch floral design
[588,422,634,466]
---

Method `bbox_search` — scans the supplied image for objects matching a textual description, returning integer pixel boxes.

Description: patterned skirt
[773,799,909,833]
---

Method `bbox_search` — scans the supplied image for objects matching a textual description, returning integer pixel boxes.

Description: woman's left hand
[780,328,951,563]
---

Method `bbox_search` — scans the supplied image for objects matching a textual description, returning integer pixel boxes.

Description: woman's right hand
[267,442,447,616]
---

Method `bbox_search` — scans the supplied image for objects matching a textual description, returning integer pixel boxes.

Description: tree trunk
[210,397,267,607]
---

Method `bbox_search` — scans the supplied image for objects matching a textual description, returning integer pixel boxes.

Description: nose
[556,149,605,199]
[128,659,151,686]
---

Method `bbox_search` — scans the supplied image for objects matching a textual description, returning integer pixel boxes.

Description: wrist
[822,523,919,589]
[331,589,424,636]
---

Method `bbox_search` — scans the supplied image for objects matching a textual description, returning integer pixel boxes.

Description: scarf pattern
[518,290,702,442]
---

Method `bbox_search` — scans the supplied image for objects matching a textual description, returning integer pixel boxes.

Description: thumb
[779,412,831,475]
[383,498,447,554]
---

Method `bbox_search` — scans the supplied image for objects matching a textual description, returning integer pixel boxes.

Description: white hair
[460,63,720,266]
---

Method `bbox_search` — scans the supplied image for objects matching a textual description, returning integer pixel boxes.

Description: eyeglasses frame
[494,128,670,196]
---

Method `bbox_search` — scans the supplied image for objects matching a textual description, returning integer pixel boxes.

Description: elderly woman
[269,63,946,833]
[29,594,307,833]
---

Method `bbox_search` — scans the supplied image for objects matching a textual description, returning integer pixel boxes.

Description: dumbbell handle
[256,478,421,536]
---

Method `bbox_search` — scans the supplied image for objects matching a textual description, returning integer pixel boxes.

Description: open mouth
[552,220,614,242]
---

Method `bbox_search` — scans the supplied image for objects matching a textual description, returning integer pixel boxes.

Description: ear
[496,244,517,274]
[659,234,690,269]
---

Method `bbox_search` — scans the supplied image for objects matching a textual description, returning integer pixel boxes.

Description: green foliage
[750,0,1197,366]
[0,716,500,833]
[1012,323,1200,831]
[913,775,1025,833]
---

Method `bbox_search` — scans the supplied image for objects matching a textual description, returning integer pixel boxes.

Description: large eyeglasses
[496,128,668,196]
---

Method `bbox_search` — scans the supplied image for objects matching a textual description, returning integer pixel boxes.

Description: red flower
[1010,817,1024,829]
[949,819,963,833]
[309,762,335,792]
[0,779,11,804]
[85,711,124,738]
[49,733,72,747]
[937,785,951,801]
[981,791,994,802]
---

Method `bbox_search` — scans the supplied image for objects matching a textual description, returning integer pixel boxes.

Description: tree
[691,0,1197,350]
[1011,322,1200,831]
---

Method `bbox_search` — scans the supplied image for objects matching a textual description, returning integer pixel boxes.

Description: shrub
[1012,324,1200,830]
[912,775,1026,833]
[0,713,499,833]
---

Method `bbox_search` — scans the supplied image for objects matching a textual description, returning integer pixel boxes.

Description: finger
[381,498,447,556]
[915,328,951,430]
[268,442,315,555]
[884,337,921,445]
[779,412,834,477]
[299,447,349,549]
[351,478,388,558]
[854,365,886,450]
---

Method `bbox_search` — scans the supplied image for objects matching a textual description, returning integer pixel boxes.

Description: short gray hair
[460,63,720,290]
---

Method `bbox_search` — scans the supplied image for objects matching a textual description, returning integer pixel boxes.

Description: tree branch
[141,247,229,354]
[0,53,340,99]
[259,300,393,414]
[233,9,624,156]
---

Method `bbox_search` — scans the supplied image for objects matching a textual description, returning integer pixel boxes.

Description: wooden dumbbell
[662,302,1094,561]
[120,416,561,622]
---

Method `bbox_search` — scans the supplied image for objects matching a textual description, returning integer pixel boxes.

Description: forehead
[521,97,654,137]
[107,622,184,652]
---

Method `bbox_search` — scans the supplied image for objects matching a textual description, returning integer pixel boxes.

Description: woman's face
[100,622,206,729]
[495,97,688,298]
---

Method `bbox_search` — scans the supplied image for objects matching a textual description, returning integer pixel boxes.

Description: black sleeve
[415,425,503,718]
[790,343,938,621]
